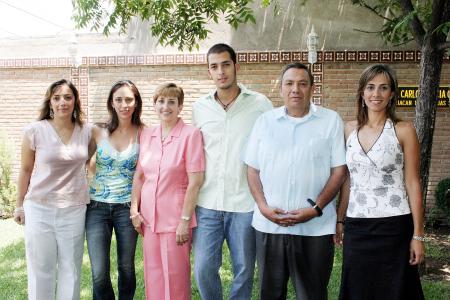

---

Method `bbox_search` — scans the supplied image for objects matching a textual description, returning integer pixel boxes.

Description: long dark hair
[106,80,144,134]
[356,64,400,128]
[39,79,84,126]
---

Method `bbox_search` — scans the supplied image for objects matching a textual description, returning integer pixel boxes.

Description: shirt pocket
[308,137,329,162]
[259,133,277,165]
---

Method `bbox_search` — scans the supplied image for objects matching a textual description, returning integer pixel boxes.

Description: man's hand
[286,207,318,224]
[259,205,292,226]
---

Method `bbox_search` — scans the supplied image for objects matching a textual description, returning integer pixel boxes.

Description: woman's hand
[13,207,25,225]
[176,220,190,245]
[130,212,143,235]
[409,239,425,265]
[334,223,344,246]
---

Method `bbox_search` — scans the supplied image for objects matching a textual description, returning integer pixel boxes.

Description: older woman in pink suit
[130,83,205,300]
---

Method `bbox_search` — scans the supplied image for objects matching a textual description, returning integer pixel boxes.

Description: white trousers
[24,200,86,300]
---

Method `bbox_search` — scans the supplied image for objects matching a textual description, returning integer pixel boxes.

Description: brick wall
[0,52,449,217]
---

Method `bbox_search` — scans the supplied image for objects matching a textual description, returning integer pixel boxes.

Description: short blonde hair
[153,83,184,105]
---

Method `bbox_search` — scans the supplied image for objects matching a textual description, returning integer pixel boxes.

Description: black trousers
[255,230,334,300]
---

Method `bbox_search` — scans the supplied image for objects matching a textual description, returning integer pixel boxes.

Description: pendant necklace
[215,89,240,111]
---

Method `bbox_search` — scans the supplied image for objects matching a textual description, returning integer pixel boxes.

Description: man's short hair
[207,43,237,64]
[280,63,314,86]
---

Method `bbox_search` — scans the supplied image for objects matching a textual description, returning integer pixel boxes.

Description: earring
[49,108,54,118]
[362,101,365,108]
[73,110,77,119]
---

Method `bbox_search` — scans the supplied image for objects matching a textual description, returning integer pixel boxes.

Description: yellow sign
[397,86,449,108]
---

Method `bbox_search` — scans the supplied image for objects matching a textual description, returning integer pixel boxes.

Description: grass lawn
[0,233,448,299]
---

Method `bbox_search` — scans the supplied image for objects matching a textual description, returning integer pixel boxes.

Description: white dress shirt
[243,104,346,235]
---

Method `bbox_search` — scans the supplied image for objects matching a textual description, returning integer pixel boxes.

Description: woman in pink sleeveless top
[13,79,95,300]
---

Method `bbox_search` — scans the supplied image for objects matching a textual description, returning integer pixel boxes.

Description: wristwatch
[307,198,323,217]
[181,215,191,221]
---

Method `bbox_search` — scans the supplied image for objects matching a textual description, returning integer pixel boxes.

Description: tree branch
[393,38,415,47]
[437,41,450,51]
[429,0,448,33]
[397,0,426,47]
[357,0,393,21]
[353,28,384,34]
[428,0,450,49]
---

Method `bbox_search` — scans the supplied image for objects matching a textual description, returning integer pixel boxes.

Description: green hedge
[435,177,450,223]
[0,134,16,218]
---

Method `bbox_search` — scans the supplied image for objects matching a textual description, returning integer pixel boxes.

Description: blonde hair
[153,83,184,105]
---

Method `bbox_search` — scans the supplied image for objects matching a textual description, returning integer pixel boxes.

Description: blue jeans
[85,200,138,300]
[193,206,256,300]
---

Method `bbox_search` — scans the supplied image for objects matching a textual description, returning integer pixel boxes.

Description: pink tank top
[24,120,92,208]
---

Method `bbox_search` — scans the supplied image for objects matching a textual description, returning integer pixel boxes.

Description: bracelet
[129,213,140,219]
[14,207,24,213]
[181,215,191,221]
[412,235,426,242]
[337,220,345,225]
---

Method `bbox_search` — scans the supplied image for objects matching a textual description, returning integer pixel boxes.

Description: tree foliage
[351,0,449,49]
[72,0,263,51]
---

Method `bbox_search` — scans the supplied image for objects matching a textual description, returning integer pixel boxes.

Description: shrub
[0,133,17,218]
[435,177,450,223]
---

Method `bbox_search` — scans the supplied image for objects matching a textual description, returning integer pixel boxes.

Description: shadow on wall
[116,0,416,56]
[229,0,413,51]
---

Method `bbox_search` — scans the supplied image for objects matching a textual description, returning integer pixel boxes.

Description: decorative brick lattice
[0,50,444,70]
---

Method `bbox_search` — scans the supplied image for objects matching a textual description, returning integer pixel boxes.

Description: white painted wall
[0,0,414,59]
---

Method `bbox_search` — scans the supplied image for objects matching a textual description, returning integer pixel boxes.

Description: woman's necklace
[161,125,174,142]
[161,131,169,142]
[215,89,240,111]
[48,120,74,145]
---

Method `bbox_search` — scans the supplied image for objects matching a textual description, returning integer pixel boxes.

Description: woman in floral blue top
[86,80,144,300]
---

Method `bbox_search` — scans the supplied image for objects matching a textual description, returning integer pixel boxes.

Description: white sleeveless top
[346,119,411,218]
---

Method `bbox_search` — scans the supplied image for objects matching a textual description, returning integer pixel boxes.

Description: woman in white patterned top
[335,64,425,299]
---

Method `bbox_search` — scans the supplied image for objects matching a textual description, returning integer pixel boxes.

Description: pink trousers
[142,228,192,300]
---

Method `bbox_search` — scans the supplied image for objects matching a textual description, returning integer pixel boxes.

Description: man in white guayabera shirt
[243,63,347,300]
[192,43,273,300]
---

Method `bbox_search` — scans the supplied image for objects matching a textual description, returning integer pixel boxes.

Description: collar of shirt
[205,83,256,105]
[273,103,321,124]
[151,118,184,144]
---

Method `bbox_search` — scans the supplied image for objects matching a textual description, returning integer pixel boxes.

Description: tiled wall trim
[1,50,449,69]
